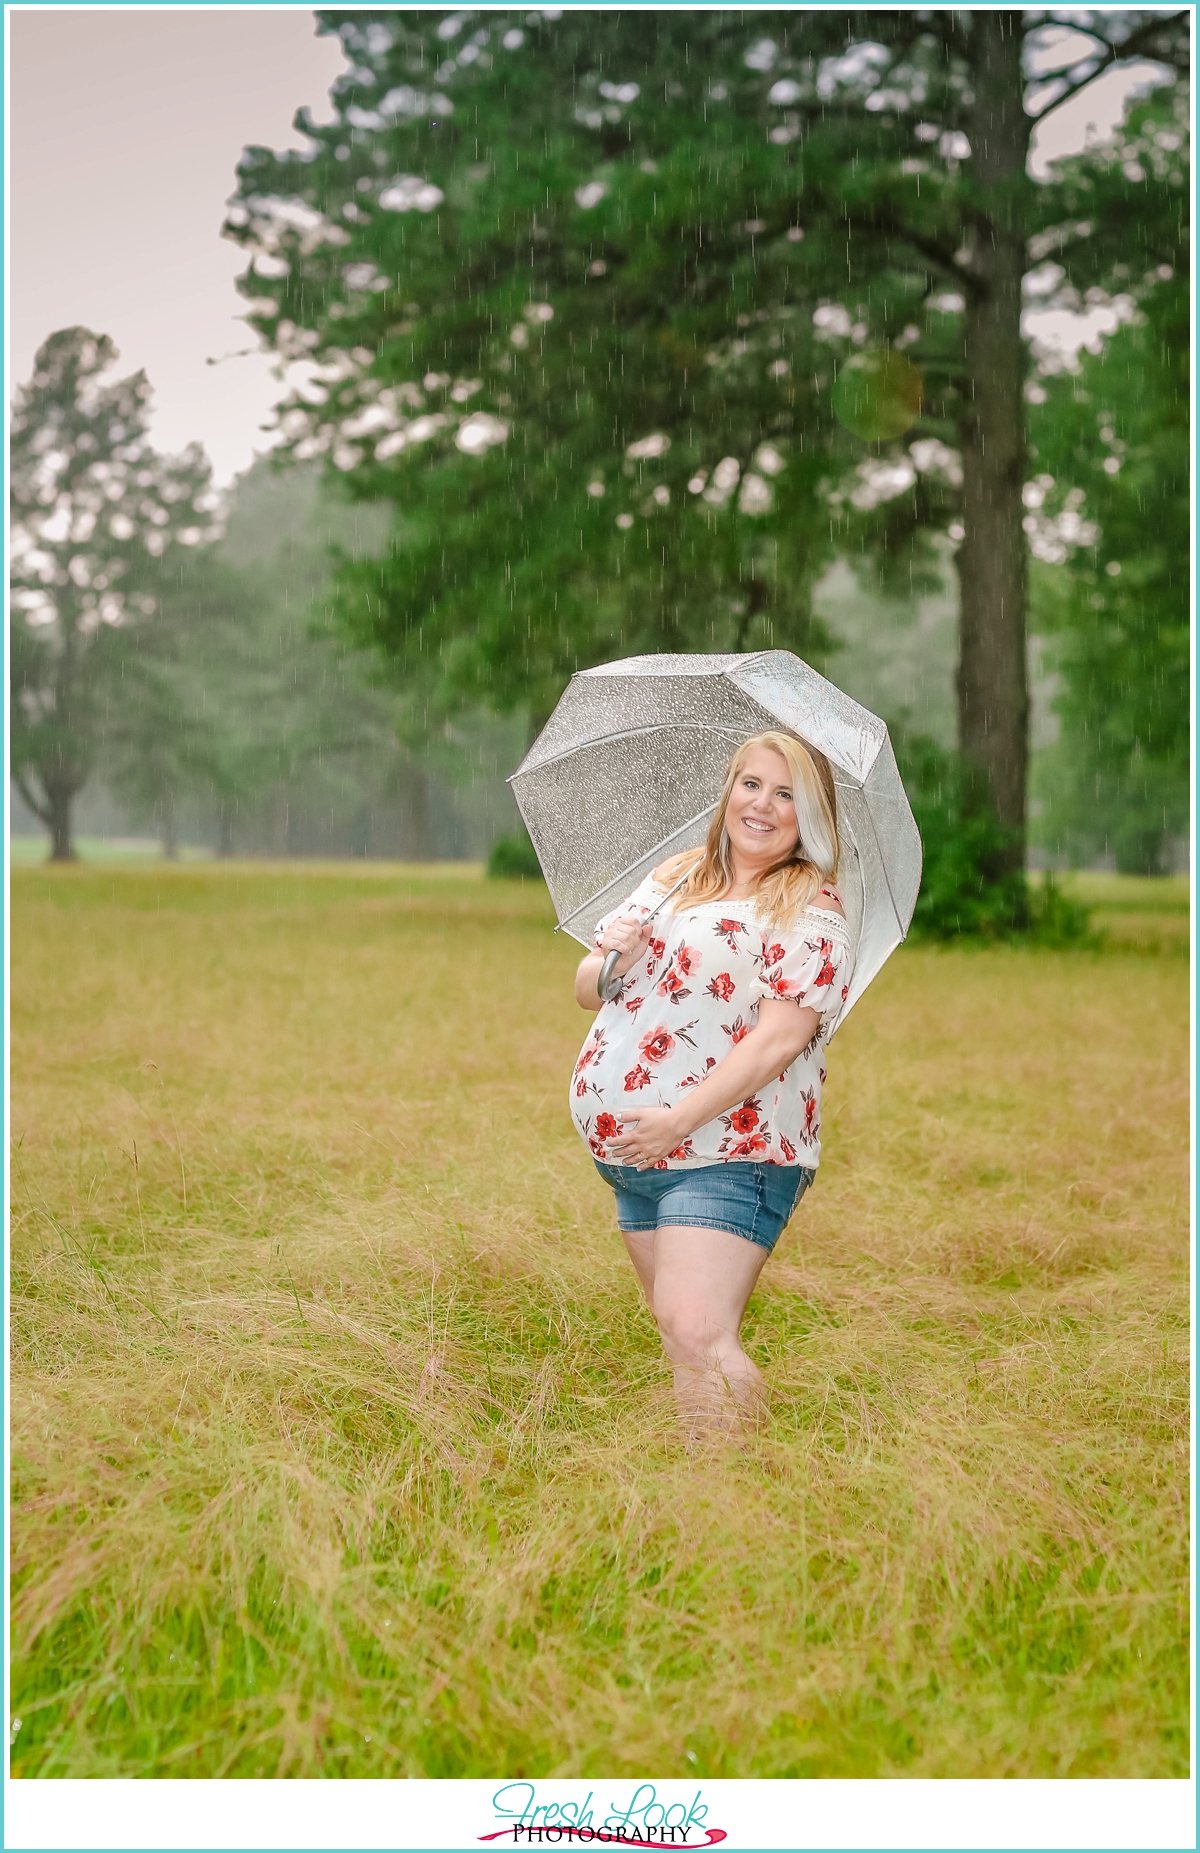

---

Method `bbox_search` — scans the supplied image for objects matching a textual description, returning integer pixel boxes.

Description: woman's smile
[724,747,800,868]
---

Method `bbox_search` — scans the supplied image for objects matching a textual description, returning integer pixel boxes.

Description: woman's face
[724,746,801,868]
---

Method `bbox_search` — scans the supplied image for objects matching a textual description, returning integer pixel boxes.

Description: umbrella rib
[508,721,755,782]
[843,800,904,956]
[861,793,909,935]
[553,801,721,931]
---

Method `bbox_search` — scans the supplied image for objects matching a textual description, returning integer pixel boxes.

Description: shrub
[486,828,544,881]
[894,733,1090,945]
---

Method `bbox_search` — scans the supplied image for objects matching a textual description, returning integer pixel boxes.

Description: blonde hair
[657,731,839,932]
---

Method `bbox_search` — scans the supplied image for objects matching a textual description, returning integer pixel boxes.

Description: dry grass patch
[10,863,1189,1777]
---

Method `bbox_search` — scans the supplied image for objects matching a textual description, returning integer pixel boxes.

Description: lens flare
[833,350,923,442]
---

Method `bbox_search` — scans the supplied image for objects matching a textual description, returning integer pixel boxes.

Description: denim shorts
[593,1160,815,1255]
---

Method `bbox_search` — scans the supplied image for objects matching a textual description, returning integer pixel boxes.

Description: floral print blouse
[570,871,855,1171]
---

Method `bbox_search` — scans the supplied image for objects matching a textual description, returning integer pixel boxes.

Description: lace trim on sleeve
[799,904,853,947]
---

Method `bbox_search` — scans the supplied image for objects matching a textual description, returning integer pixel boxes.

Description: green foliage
[88,461,526,860]
[229,9,965,710]
[221,9,1189,880]
[898,734,1027,941]
[486,828,543,881]
[1028,102,1190,874]
[1025,874,1095,951]
[897,733,1090,945]
[159,473,424,857]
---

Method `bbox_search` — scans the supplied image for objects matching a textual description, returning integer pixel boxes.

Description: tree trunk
[160,786,179,861]
[398,760,436,861]
[956,11,1031,883]
[46,785,76,863]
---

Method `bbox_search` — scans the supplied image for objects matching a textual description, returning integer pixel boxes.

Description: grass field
[9,862,1190,1778]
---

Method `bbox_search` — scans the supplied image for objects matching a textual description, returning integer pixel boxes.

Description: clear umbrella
[508,651,922,1024]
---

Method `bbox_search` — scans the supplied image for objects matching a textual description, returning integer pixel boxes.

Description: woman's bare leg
[621,1224,770,1439]
[620,1227,658,1308]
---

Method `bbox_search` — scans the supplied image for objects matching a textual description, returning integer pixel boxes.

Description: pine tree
[225,7,1188,883]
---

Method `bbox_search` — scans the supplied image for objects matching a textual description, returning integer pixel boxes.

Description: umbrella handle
[594,862,699,1003]
[597,949,624,1002]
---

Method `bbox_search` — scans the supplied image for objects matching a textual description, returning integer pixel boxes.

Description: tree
[776,8,1187,882]
[177,462,442,858]
[10,329,219,860]
[226,8,1188,877]
[96,459,481,861]
[98,546,245,858]
[1025,98,1188,872]
[225,10,859,725]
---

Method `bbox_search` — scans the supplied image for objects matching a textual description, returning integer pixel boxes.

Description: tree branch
[1028,10,1190,125]
[12,769,51,829]
[842,210,984,298]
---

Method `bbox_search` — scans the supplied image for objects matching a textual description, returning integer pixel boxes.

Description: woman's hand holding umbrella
[572,916,652,1011]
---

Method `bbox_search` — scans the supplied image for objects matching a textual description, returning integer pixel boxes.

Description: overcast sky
[9,6,1175,485]
[10,7,344,482]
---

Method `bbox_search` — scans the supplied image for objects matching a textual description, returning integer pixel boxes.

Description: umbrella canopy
[508,651,922,1023]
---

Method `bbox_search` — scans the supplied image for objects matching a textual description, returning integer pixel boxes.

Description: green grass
[9,834,215,865]
[1052,870,1190,955]
[10,862,1189,1777]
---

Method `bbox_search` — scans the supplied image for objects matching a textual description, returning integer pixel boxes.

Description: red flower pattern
[639,1026,675,1064]
[725,1132,768,1158]
[573,1031,604,1076]
[574,884,850,1167]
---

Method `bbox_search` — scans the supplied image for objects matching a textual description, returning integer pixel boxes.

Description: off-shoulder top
[569,872,856,1171]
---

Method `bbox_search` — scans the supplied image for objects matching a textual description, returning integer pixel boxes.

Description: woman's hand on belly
[605,1106,683,1169]
[607,999,821,1168]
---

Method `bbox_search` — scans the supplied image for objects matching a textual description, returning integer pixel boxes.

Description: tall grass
[9,864,1189,1777]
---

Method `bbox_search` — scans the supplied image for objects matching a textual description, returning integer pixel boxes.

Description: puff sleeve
[750,922,854,1024]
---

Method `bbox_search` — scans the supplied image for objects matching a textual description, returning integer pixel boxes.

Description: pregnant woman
[570,730,854,1440]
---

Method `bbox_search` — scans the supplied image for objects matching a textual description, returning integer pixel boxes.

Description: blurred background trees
[9,10,1190,897]
[10,329,220,860]
[1026,98,1189,874]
